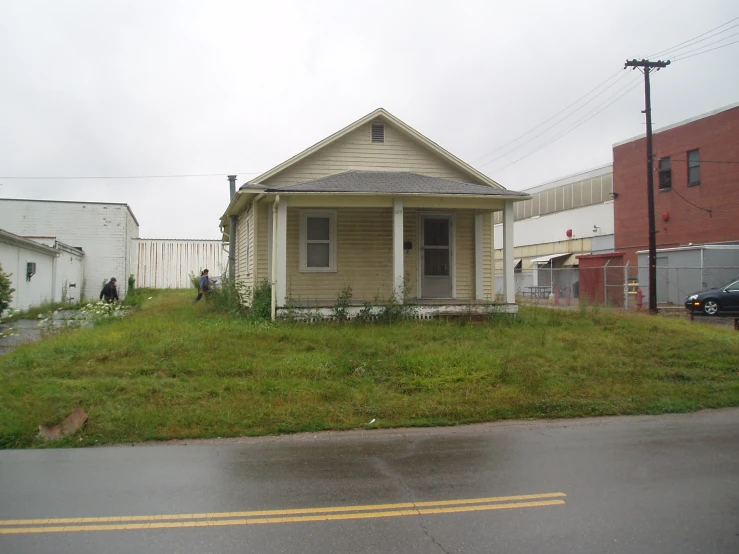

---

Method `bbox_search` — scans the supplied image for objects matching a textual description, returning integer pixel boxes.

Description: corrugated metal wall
[131,239,228,289]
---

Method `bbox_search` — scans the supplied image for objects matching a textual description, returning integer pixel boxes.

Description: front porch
[268,196,520,318]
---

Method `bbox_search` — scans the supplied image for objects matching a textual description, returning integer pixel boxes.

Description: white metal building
[0,229,85,312]
[130,239,227,289]
[0,199,139,300]
[492,165,615,296]
[28,237,86,304]
[637,244,739,305]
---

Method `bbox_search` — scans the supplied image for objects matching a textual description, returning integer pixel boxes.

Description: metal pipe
[271,195,280,320]
[228,174,237,200]
[227,176,237,284]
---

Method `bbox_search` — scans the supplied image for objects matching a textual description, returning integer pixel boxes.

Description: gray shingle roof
[264,171,528,197]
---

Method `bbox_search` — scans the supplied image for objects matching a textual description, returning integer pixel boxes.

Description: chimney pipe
[227,175,237,283]
[228,174,237,200]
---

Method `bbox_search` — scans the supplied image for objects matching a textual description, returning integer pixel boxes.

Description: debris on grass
[38,407,88,440]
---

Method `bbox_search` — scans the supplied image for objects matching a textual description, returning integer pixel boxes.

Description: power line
[669,185,713,216]
[477,72,632,169]
[0,173,259,180]
[474,18,739,173]
[473,69,625,164]
[488,77,644,174]
[667,30,739,59]
[646,16,739,58]
[672,38,739,62]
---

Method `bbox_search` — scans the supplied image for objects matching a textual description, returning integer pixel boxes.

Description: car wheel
[703,299,720,316]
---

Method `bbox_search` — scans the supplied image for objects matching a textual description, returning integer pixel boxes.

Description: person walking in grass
[100,277,119,303]
[194,269,210,303]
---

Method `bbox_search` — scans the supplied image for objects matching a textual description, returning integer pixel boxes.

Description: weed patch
[0,292,738,448]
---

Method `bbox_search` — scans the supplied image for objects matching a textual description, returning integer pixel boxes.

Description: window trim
[658,156,672,190]
[687,149,700,186]
[299,209,337,272]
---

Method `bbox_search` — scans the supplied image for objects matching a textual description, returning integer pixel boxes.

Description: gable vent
[371,124,385,143]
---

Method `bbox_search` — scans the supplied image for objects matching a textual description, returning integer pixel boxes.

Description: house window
[687,149,700,186]
[371,124,384,143]
[658,157,671,190]
[300,210,337,272]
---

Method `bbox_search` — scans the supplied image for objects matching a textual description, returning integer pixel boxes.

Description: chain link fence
[495,265,739,310]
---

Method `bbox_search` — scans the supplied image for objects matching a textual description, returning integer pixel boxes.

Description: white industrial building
[0,229,85,312]
[0,199,139,300]
[493,165,615,297]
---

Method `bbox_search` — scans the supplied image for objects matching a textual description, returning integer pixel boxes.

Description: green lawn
[1,290,738,448]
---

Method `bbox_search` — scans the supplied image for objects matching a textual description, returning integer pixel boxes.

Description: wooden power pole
[624,58,670,314]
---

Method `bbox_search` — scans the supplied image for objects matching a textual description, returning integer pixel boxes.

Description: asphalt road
[1,409,738,554]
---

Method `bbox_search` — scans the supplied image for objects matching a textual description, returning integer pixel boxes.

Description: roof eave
[259,190,531,201]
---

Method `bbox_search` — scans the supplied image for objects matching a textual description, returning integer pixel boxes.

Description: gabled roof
[248,108,504,189]
[267,171,527,197]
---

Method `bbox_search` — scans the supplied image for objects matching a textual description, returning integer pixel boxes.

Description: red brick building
[613,103,739,264]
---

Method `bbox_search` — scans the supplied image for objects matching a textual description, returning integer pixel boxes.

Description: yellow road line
[0,499,566,535]
[0,492,566,526]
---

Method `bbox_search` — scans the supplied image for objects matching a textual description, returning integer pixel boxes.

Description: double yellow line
[0,492,566,535]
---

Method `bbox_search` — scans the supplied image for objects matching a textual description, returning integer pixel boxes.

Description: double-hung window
[300,210,337,272]
[687,149,700,186]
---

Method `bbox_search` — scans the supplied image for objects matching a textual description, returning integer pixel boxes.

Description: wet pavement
[0,310,92,356]
[1,409,737,553]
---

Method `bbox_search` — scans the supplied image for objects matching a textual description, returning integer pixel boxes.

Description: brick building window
[687,149,700,186]
[658,157,671,190]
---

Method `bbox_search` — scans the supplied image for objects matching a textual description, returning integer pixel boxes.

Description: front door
[421,215,452,299]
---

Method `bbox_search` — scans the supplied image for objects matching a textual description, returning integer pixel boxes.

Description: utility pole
[624,58,670,314]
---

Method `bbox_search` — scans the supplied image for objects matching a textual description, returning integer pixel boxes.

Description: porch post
[276,199,287,307]
[475,213,483,300]
[503,200,515,304]
[393,197,404,303]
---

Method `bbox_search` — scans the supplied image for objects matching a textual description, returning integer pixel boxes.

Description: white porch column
[503,200,515,304]
[276,199,287,307]
[475,213,484,300]
[393,197,404,303]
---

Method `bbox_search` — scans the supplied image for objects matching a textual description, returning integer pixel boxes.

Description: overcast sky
[1,0,737,238]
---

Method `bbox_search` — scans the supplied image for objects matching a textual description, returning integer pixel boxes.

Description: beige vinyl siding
[286,207,394,303]
[454,211,475,300]
[262,120,480,187]
[255,200,270,284]
[483,212,493,299]
[283,206,479,304]
[235,204,254,291]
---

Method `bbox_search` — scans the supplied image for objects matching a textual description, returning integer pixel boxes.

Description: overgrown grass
[1,290,737,448]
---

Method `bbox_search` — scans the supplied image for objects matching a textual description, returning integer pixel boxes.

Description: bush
[248,280,272,320]
[0,263,14,316]
[333,285,353,321]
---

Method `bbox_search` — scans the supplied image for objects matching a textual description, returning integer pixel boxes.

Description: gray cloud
[1,0,737,238]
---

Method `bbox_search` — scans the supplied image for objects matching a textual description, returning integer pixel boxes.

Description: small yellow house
[221,108,528,319]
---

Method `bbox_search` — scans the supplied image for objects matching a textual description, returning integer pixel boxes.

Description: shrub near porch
[0,290,737,448]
